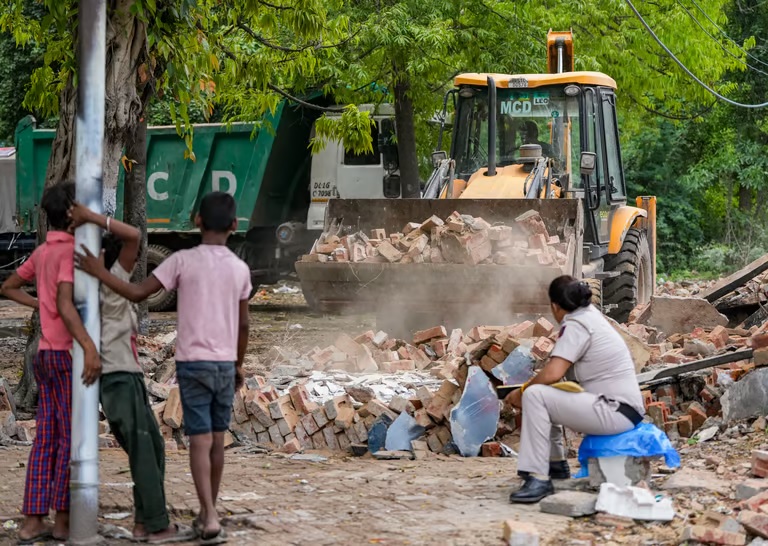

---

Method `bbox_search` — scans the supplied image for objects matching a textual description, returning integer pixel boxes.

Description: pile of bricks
[271,316,557,377]
[302,210,571,268]
[231,315,560,454]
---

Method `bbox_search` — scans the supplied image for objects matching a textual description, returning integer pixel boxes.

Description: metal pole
[71,0,106,543]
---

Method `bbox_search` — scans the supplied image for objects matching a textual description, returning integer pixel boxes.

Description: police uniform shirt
[550,304,644,414]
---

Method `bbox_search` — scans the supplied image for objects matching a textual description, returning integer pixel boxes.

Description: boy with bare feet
[77,192,251,544]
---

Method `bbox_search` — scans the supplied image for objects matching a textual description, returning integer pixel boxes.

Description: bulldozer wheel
[146,245,177,312]
[603,228,653,323]
[585,278,603,312]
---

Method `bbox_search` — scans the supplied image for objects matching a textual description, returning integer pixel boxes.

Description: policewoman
[506,275,645,503]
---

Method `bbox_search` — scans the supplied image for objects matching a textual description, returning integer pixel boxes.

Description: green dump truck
[1,103,397,310]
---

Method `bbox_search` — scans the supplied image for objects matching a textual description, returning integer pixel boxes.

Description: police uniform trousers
[517,384,636,477]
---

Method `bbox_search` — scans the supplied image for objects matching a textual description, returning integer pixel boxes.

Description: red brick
[430,339,448,358]
[269,395,300,431]
[709,325,730,349]
[232,390,250,424]
[414,408,435,429]
[743,490,768,512]
[677,415,693,438]
[528,233,549,250]
[379,360,416,373]
[700,385,719,403]
[481,442,502,457]
[323,394,353,421]
[754,450,768,478]
[641,390,653,410]
[281,438,302,454]
[487,344,507,364]
[531,337,555,360]
[355,330,376,344]
[289,384,319,415]
[752,332,768,350]
[687,402,707,431]
[515,210,549,238]
[503,520,540,544]
[244,391,275,428]
[508,320,535,339]
[680,525,746,545]
[646,402,667,428]
[738,510,768,539]
[755,348,768,367]
[533,317,555,338]
[480,355,499,372]
[370,228,386,240]
[163,387,183,429]
[322,426,340,450]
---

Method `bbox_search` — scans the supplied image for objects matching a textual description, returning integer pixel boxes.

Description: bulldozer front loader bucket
[296,199,584,334]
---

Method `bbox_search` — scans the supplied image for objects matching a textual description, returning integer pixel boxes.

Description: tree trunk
[739,185,752,213]
[17,2,148,408]
[393,71,421,198]
[124,116,149,333]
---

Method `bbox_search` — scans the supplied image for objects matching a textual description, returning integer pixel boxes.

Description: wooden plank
[701,254,768,302]
[741,306,768,330]
[636,348,753,385]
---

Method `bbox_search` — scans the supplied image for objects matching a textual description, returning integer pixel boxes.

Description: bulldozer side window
[343,123,381,166]
[601,94,626,201]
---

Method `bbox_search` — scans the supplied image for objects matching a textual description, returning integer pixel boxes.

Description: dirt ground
[0,286,764,545]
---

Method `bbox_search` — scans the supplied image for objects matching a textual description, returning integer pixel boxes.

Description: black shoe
[509,476,555,504]
[517,460,571,481]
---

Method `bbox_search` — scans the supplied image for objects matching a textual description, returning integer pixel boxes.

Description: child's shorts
[176,361,236,436]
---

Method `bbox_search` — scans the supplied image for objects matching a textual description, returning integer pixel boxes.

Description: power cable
[688,0,768,68]
[676,0,768,77]
[624,0,768,108]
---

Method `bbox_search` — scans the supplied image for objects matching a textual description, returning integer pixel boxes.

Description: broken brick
[163,387,183,429]
[680,525,746,546]
[515,210,549,238]
[646,402,667,429]
[738,510,768,539]
[481,442,502,457]
[503,520,540,546]
[367,399,398,421]
[677,415,693,438]
[753,450,768,478]
[687,401,707,431]
[289,384,319,415]
[755,348,768,367]
[413,325,448,345]
[508,321,535,339]
[379,360,416,373]
[487,344,507,364]
[531,337,555,360]
[414,408,435,429]
[532,317,555,338]
[709,325,730,349]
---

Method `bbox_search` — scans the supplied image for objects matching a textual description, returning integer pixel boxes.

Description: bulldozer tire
[585,278,603,312]
[603,228,653,323]
[146,245,177,312]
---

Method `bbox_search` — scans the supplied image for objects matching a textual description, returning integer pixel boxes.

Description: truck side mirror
[431,151,447,168]
[379,118,399,172]
[383,174,401,198]
[580,152,597,176]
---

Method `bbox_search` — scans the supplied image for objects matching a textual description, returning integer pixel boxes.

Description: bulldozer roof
[454,71,617,90]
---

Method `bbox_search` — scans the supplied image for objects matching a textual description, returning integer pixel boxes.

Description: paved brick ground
[0,446,571,545]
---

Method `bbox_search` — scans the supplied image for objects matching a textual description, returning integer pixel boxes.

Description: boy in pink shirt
[77,191,251,543]
[1,182,100,544]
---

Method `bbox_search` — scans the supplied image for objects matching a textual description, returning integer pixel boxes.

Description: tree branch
[237,22,361,53]
[267,83,344,112]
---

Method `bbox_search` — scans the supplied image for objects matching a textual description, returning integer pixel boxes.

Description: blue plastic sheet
[385,411,426,451]
[491,346,535,386]
[450,367,500,456]
[574,422,681,478]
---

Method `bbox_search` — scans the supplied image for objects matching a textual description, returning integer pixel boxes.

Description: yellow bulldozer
[297,31,657,333]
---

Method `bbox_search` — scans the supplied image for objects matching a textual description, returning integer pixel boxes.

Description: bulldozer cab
[434,72,629,262]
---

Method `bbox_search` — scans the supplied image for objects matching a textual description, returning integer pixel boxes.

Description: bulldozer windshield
[453,86,581,181]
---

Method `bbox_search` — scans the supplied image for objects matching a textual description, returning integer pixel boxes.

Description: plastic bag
[385,411,426,451]
[491,346,535,386]
[574,422,680,478]
[450,366,500,456]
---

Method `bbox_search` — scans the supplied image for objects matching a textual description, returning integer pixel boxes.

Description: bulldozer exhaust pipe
[556,40,565,74]
[486,76,497,177]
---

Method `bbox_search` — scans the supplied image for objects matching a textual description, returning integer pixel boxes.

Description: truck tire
[146,245,177,312]
[603,228,653,323]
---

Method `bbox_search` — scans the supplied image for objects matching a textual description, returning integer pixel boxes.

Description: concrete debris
[661,468,730,494]
[636,295,728,335]
[539,491,598,517]
[722,368,768,423]
[503,520,540,546]
[594,483,675,521]
[302,210,571,269]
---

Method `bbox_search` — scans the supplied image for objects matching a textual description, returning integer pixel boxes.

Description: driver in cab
[521,120,553,158]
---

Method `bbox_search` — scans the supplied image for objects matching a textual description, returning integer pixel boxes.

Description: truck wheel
[603,228,653,323]
[146,245,177,312]
[585,278,603,312]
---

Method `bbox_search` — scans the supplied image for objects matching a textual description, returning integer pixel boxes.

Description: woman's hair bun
[548,275,593,311]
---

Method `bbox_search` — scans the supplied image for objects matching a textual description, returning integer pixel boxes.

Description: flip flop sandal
[17,531,53,545]
[147,523,197,545]
[199,527,227,546]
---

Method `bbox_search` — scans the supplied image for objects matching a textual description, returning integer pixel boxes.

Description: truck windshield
[453,86,581,181]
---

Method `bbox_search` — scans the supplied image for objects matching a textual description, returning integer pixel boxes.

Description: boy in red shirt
[1,182,100,544]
